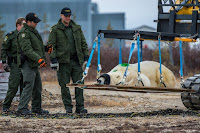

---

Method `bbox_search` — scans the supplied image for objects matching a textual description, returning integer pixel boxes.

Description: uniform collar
[23,23,40,37]
[23,23,36,32]
[57,19,78,32]
[57,19,67,29]
[14,29,19,33]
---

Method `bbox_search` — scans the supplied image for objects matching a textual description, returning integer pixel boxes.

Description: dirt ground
[0,81,200,132]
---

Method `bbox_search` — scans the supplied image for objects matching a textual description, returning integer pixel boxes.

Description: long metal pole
[67,84,196,93]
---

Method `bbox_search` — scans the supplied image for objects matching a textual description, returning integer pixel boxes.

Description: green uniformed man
[48,7,89,114]
[16,12,49,115]
[1,17,26,113]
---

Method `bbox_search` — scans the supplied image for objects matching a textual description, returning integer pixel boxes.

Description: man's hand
[3,63,10,72]
[82,55,89,70]
[44,44,53,54]
[38,59,47,67]
[50,58,59,71]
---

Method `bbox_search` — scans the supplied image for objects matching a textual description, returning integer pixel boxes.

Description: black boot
[16,109,32,115]
[75,107,87,114]
[32,109,49,115]
[2,106,10,113]
[66,107,73,114]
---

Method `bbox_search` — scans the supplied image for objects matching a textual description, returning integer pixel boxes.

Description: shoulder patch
[21,33,25,38]
[4,36,8,42]
[49,25,58,33]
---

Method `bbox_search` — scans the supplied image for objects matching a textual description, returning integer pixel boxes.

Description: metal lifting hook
[137,72,144,86]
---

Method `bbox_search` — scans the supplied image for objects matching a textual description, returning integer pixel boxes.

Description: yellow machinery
[171,0,200,15]
[157,0,200,36]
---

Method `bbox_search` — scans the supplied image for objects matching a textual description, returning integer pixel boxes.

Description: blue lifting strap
[158,36,162,75]
[119,40,122,64]
[83,39,97,76]
[97,35,102,78]
[179,39,184,85]
[116,41,135,85]
[137,36,140,73]
[158,35,166,87]
[140,41,143,62]
[75,38,97,84]
[137,35,144,86]
[124,41,135,77]
[179,40,183,77]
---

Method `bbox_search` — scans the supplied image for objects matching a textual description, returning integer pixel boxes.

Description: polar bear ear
[97,77,105,85]
[97,74,110,85]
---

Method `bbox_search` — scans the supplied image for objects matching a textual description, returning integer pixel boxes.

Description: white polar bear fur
[107,69,151,87]
[104,61,176,87]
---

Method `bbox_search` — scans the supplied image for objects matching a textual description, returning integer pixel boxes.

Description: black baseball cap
[61,7,72,16]
[26,12,41,23]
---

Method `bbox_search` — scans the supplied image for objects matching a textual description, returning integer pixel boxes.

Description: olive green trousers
[57,60,84,110]
[17,62,42,111]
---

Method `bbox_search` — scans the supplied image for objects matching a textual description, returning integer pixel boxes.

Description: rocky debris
[1,108,200,119]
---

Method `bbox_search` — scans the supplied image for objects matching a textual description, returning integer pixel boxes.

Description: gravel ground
[0,81,200,132]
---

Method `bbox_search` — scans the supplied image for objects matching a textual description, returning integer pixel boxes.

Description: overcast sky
[91,0,158,29]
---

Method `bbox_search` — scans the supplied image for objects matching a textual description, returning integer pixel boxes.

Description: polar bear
[97,61,176,87]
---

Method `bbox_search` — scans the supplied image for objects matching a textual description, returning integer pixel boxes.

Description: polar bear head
[97,64,125,85]
[97,71,124,85]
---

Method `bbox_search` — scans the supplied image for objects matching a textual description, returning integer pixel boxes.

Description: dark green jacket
[48,19,88,65]
[17,23,45,68]
[1,30,18,63]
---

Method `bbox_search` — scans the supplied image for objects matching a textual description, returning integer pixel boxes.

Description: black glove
[44,44,53,53]
[50,58,59,70]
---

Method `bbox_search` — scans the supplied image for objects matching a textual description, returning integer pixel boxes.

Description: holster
[7,55,12,66]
